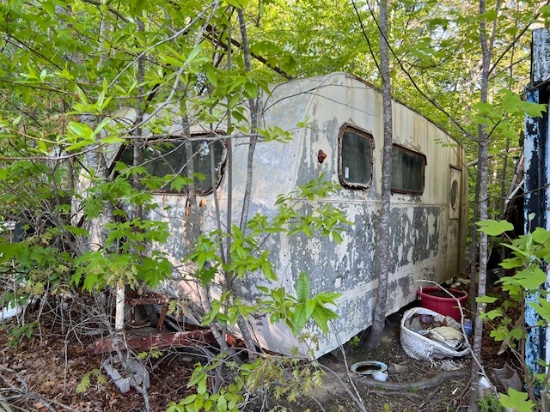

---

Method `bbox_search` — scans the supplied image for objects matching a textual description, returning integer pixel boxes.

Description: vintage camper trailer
[105,72,468,358]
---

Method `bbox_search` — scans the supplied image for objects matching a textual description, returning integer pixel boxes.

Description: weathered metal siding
[230,73,465,356]
[524,28,550,381]
[149,73,467,357]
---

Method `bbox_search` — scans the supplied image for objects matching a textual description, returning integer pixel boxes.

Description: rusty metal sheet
[86,329,218,355]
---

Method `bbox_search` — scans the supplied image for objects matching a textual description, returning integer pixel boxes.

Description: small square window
[339,126,373,189]
[391,144,425,194]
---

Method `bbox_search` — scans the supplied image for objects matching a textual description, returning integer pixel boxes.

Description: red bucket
[417,287,468,321]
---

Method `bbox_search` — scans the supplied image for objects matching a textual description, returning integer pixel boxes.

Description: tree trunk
[233,8,259,359]
[238,8,258,232]
[366,0,392,351]
[469,0,493,409]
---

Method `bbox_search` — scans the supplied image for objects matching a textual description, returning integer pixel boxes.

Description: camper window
[339,127,373,189]
[391,145,425,194]
[119,136,226,194]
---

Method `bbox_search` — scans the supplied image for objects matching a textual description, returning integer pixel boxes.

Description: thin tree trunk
[469,0,492,409]
[366,0,392,350]
[469,152,481,317]
[237,9,257,232]
[233,8,259,359]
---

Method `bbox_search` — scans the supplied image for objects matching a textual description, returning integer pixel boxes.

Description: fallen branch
[357,369,468,390]
[369,389,424,401]
[0,365,73,411]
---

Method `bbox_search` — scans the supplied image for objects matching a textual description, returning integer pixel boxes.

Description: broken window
[119,135,226,194]
[339,126,374,189]
[391,144,425,195]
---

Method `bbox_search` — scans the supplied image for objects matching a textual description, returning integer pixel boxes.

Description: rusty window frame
[338,124,374,190]
[391,144,426,195]
[119,134,227,195]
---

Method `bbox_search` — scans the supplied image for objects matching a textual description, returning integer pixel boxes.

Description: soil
[0,282,515,412]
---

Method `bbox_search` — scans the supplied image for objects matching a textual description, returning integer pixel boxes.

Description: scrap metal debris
[86,329,218,355]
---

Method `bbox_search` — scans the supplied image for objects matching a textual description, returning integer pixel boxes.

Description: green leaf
[524,102,547,118]
[500,257,524,269]
[179,394,197,406]
[76,373,91,394]
[217,395,227,411]
[226,0,250,8]
[185,43,205,67]
[477,220,514,236]
[129,0,147,15]
[76,86,89,105]
[476,295,498,304]
[498,388,535,412]
[311,305,339,334]
[67,122,94,139]
[312,291,342,304]
[427,17,449,30]
[499,89,523,113]
[188,368,207,389]
[244,81,258,99]
[101,136,125,145]
[305,299,316,319]
[513,266,547,290]
[296,272,311,303]
[158,53,184,67]
[292,302,308,334]
[529,299,550,323]
[483,308,504,320]
[479,9,498,20]
[503,243,534,260]
[260,260,278,281]
[43,0,55,16]
[83,272,100,292]
[532,227,550,244]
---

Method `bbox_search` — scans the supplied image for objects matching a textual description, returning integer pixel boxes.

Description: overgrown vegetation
[478,218,550,411]
[2,0,550,411]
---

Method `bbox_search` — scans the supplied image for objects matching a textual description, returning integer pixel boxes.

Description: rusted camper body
[112,72,468,358]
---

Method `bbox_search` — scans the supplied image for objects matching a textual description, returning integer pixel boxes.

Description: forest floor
[0,281,516,412]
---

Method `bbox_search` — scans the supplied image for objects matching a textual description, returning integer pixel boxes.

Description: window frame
[338,124,375,190]
[118,133,227,196]
[390,143,426,195]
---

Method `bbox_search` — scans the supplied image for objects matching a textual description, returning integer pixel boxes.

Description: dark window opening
[450,180,458,210]
[119,135,226,194]
[391,144,426,194]
[339,126,373,189]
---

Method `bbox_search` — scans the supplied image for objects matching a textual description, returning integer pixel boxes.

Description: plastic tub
[417,287,468,321]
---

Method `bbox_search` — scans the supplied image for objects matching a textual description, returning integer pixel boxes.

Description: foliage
[498,388,536,412]
[76,369,107,394]
[185,174,346,336]
[167,355,325,412]
[166,361,245,412]
[6,321,38,348]
[478,393,505,412]
[478,219,550,410]
[0,1,347,409]
[257,272,341,336]
[349,335,361,347]
[1,0,550,410]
